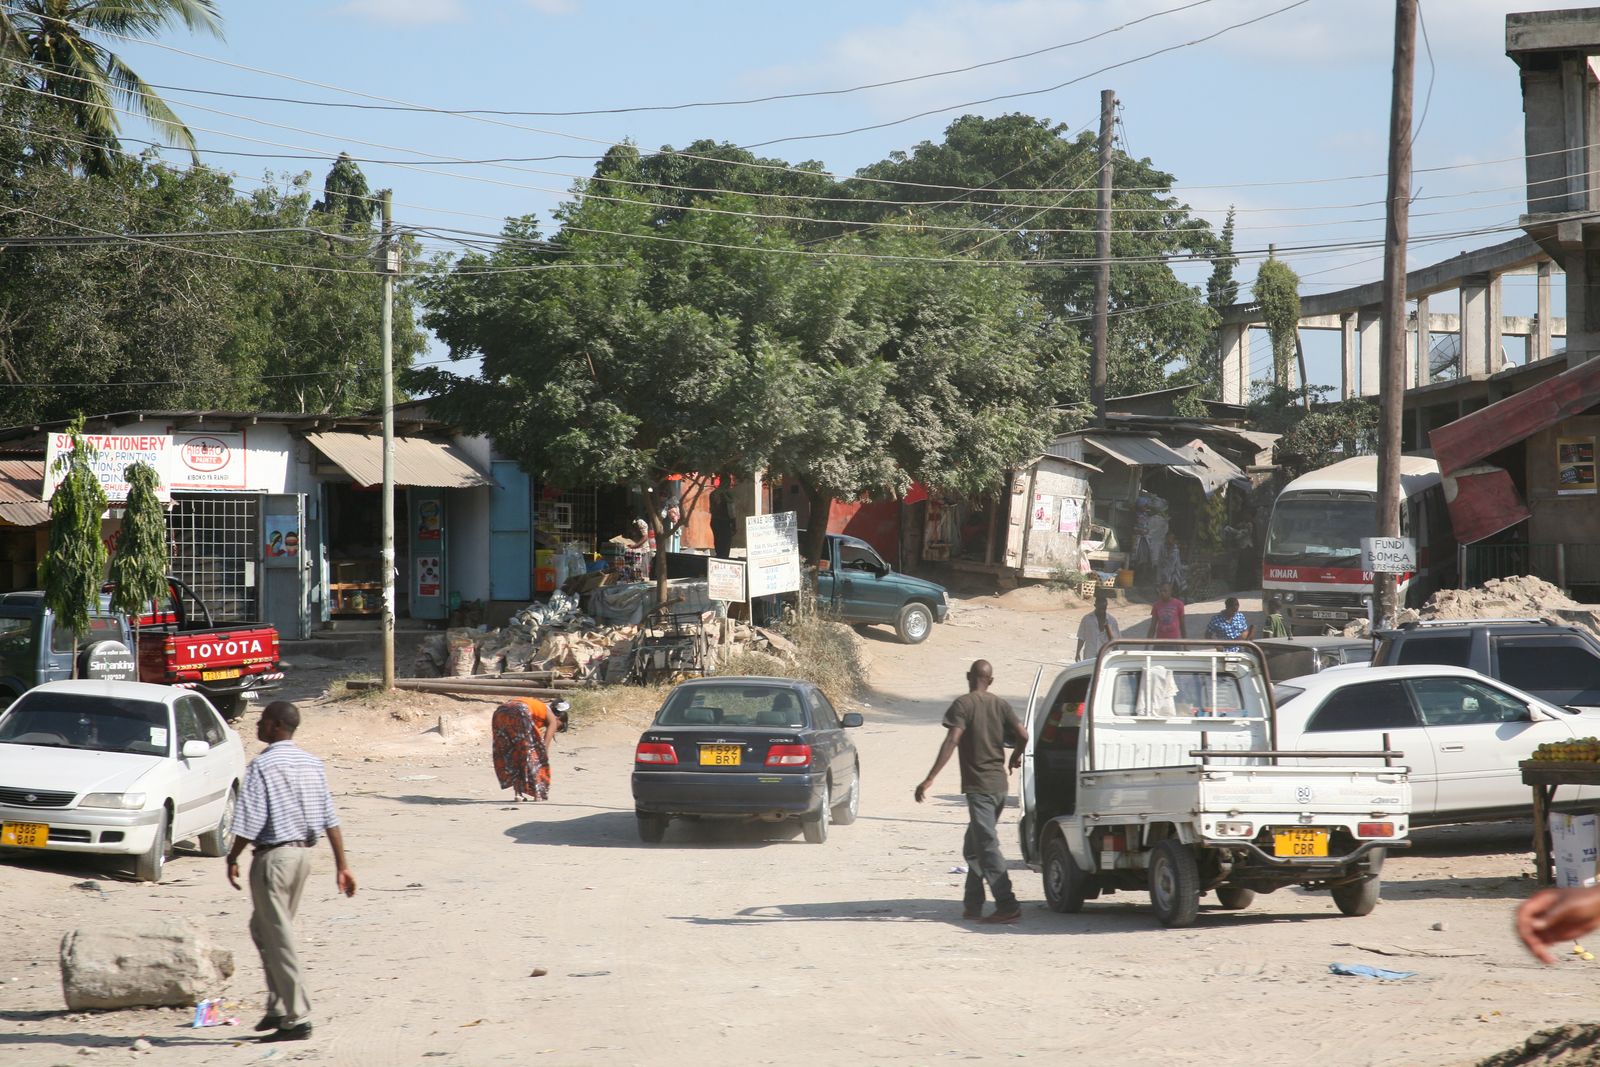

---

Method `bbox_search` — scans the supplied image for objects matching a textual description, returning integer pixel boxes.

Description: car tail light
[1357,821,1395,838]
[765,744,811,767]
[635,742,678,765]
[164,636,176,656]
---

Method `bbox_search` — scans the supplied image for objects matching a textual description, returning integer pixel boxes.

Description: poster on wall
[171,431,247,490]
[1557,435,1597,496]
[707,558,746,602]
[416,556,441,598]
[1032,493,1055,531]
[416,498,443,540]
[263,514,300,567]
[43,432,172,502]
[1058,497,1082,535]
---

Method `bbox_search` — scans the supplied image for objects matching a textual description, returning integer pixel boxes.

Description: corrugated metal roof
[0,459,47,526]
[305,432,494,489]
[1082,434,1195,468]
[1167,440,1249,496]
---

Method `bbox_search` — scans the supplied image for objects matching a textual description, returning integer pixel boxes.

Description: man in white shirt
[1075,595,1121,661]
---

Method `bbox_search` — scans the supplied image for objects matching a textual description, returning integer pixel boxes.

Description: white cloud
[335,0,466,26]
[523,0,578,13]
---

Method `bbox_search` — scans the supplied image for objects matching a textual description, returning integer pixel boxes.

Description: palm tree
[0,0,222,169]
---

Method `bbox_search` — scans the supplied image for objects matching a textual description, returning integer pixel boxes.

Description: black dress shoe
[259,1022,313,1042]
[253,1015,282,1033]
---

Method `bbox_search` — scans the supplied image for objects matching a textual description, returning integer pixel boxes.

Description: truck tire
[1148,839,1201,928]
[1215,887,1255,911]
[1332,847,1385,916]
[894,603,933,645]
[217,694,248,721]
[134,810,171,883]
[1042,834,1089,913]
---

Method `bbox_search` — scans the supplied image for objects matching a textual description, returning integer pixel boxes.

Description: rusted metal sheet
[0,458,47,527]
[1430,357,1600,474]
[1442,465,1532,544]
[305,431,494,488]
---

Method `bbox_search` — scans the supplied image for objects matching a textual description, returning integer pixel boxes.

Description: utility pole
[1374,0,1416,631]
[380,189,397,690]
[1091,88,1115,428]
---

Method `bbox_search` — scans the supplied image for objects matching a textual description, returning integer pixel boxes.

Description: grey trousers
[249,846,314,1027]
[963,791,1017,912]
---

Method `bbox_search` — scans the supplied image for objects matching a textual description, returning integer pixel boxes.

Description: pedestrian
[1261,596,1290,639]
[1157,532,1186,595]
[710,474,737,559]
[225,701,356,1044]
[1150,582,1186,640]
[914,660,1027,924]
[491,696,570,801]
[1518,885,1600,963]
[1075,594,1121,661]
[1205,597,1254,647]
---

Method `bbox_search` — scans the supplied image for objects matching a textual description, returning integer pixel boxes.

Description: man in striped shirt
[226,701,356,1043]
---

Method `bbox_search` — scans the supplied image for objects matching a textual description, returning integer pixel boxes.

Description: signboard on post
[707,558,747,602]
[1361,536,1417,574]
[744,511,800,597]
[43,433,173,503]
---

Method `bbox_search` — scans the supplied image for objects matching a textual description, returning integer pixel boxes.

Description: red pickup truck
[0,577,283,718]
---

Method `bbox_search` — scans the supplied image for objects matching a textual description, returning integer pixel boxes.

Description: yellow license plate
[699,745,742,767]
[1,822,48,848]
[1273,828,1329,858]
[201,668,241,681]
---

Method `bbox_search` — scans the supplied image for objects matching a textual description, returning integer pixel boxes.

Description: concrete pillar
[1357,306,1381,397]
[1488,274,1504,372]
[1409,296,1429,387]
[1461,274,1491,376]
[1535,260,1554,362]
[1219,323,1249,405]
[1412,405,1430,451]
[1563,248,1599,364]
[1340,312,1357,399]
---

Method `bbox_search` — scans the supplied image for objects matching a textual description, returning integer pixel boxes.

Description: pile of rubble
[1342,576,1600,638]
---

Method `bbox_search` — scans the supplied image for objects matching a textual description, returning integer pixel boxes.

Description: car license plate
[1310,611,1346,620]
[201,668,242,681]
[1273,828,1329,858]
[699,744,741,767]
[1,822,48,848]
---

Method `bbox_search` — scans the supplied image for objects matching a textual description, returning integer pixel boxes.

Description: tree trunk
[646,496,670,612]
[801,482,835,566]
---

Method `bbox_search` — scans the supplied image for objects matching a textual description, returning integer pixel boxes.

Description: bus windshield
[1265,496,1372,565]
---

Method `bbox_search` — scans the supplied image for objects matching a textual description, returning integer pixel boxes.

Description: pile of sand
[1342,576,1600,638]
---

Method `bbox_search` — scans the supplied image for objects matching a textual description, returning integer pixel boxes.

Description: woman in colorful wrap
[491,697,570,801]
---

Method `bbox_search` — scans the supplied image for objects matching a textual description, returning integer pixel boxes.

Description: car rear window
[1393,634,1472,668]
[657,685,810,728]
[1306,681,1419,733]
[1110,669,1255,718]
[1497,640,1600,706]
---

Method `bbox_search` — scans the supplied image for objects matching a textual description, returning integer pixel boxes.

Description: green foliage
[1254,256,1301,388]
[1250,383,1378,480]
[108,462,168,616]
[313,153,377,230]
[1197,489,1228,552]
[39,417,108,642]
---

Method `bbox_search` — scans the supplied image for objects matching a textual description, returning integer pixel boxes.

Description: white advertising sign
[1361,536,1417,574]
[171,431,247,490]
[707,558,747,603]
[43,433,173,503]
[745,511,801,597]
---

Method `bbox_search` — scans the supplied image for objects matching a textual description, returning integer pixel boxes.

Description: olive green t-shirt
[942,690,1016,796]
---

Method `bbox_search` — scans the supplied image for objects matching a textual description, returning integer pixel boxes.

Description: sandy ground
[2,588,1595,1066]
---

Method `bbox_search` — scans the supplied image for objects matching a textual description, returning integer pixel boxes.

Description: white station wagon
[0,680,246,881]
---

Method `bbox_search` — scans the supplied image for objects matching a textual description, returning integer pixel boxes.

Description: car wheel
[218,695,248,721]
[197,787,236,858]
[636,812,669,844]
[1042,834,1088,914]
[134,812,171,883]
[832,769,860,826]
[1215,886,1255,911]
[1148,838,1200,928]
[895,603,933,645]
[802,781,831,844]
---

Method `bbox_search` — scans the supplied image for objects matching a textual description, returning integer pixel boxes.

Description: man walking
[914,660,1026,924]
[225,701,356,1043]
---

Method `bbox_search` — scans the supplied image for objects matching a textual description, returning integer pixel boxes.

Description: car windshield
[656,685,809,728]
[0,693,170,756]
[1265,496,1372,565]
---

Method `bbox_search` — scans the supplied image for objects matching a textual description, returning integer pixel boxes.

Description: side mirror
[841,713,864,728]
[181,739,211,759]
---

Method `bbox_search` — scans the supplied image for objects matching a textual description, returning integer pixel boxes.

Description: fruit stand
[1521,739,1600,886]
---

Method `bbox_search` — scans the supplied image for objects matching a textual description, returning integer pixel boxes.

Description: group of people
[1073,590,1289,660]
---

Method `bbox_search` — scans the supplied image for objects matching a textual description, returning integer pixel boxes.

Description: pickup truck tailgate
[168,628,278,672]
[1081,764,1409,819]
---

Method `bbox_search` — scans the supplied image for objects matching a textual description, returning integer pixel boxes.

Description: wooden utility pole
[1091,88,1115,428]
[1374,0,1417,631]
[380,189,397,690]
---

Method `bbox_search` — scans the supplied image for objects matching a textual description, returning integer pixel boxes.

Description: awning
[305,432,494,489]
[1442,464,1532,544]
[1167,440,1249,497]
[0,458,47,527]
[1082,434,1195,469]
[1430,356,1600,474]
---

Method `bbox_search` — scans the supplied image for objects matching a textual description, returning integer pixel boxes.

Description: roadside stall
[1520,756,1600,885]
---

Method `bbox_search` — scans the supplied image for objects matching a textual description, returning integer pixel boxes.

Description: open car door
[1017,664,1047,866]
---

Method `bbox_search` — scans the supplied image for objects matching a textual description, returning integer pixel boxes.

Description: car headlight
[80,792,147,810]
[1280,592,1295,603]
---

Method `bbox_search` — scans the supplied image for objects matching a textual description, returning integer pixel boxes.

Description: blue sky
[99,0,1583,390]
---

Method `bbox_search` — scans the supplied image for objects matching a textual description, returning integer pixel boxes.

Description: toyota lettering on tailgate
[173,633,274,670]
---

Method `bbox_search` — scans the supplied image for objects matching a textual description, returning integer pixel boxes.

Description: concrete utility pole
[380,189,397,690]
[1374,0,1417,631]
[1091,88,1115,428]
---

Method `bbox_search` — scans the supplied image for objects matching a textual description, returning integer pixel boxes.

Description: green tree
[1254,254,1301,389]
[39,416,108,673]
[313,152,377,231]
[1249,383,1377,480]
[0,0,221,172]
[108,461,168,651]
[1201,207,1240,398]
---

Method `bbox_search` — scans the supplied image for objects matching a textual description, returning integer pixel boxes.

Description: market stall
[1519,759,1600,885]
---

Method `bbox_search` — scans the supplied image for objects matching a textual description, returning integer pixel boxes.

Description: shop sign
[172,431,247,490]
[708,558,747,602]
[1361,537,1416,574]
[1557,435,1597,496]
[43,433,172,503]
[745,511,800,597]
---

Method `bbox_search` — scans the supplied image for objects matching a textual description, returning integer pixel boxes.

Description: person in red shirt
[1150,582,1186,639]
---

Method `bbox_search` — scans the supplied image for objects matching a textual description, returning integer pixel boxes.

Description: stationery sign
[1361,536,1417,574]
[43,433,172,503]
[707,558,747,602]
[744,511,800,597]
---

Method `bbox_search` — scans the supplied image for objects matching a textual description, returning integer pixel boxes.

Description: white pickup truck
[1019,641,1412,927]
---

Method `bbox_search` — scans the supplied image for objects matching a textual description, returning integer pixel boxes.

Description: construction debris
[1342,576,1599,638]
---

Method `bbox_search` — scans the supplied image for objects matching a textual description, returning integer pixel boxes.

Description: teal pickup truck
[816,533,949,644]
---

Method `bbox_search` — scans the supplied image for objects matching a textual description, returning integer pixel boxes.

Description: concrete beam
[1219,323,1248,406]
[1535,260,1554,361]
[1410,295,1428,389]
[1340,312,1356,400]
[1358,306,1381,398]
[1460,274,1492,377]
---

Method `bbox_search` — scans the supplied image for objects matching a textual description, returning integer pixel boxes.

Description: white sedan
[1274,664,1599,826]
[0,680,246,881]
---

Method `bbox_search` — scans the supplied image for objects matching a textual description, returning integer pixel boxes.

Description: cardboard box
[1553,813,1600,888]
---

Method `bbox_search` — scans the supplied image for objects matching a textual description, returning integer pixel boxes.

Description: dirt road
[2,592,1593,1066]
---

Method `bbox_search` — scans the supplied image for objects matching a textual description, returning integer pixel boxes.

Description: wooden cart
[1519,760,1600,886]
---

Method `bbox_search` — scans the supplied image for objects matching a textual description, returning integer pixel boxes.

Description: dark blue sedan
[631,677,862,844]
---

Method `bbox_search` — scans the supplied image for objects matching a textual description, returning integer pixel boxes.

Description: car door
[1293,680,1437,815]
[808,688,852,792]
[173,695,227,838]
[835,542,900,623]
[1018,665,1049,865]
[1405,676,1573,818]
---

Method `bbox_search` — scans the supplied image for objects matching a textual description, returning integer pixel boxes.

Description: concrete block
[60,920,234,1010]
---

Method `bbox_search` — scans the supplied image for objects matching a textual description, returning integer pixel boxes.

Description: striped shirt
[232,741,340,847]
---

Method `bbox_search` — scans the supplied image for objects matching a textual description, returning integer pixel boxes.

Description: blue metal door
[490,461,532,602]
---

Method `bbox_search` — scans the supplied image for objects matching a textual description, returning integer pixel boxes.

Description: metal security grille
[537,487,598,553]
[167,493,259,622]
